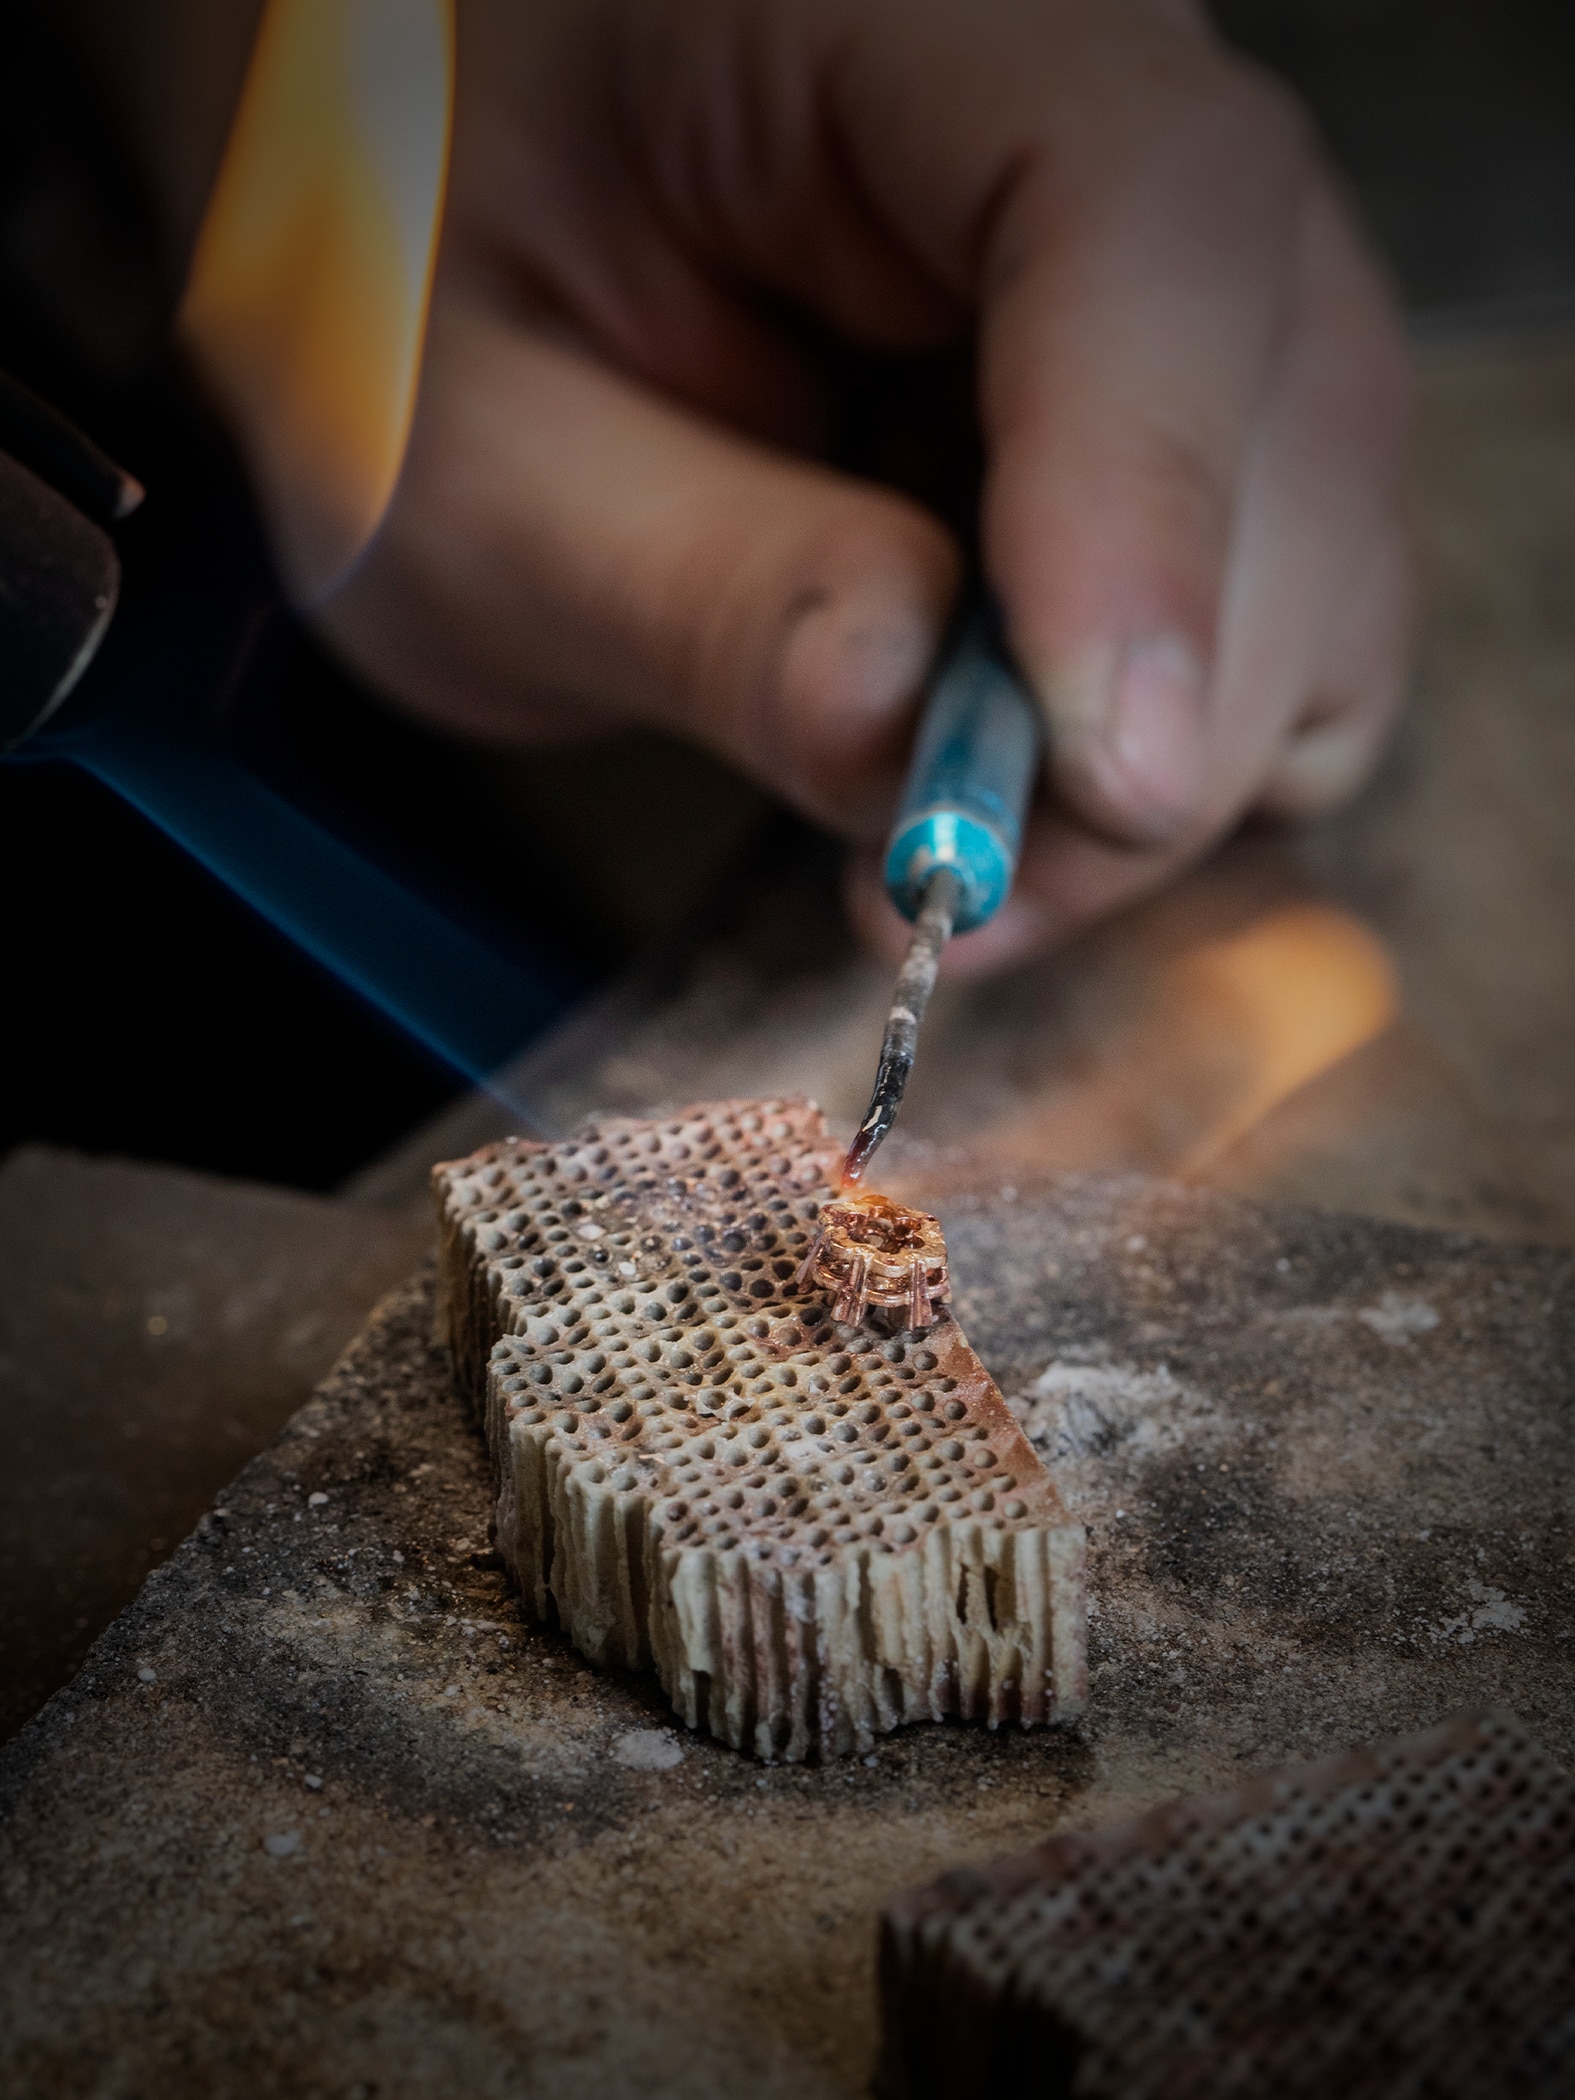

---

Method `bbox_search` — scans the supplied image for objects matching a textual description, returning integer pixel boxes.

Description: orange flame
[1171,903,1398,1170]
[180,0,454,604]
[954,899,1400,1181]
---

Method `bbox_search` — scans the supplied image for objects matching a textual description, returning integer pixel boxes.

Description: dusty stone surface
[939,1167,1575,1786]
[436,1103,1084,1761]
[1,1170,1571,2097]
[0,1146,431,1738]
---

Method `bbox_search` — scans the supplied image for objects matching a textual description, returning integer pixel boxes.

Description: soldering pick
[841,600,1042,1189]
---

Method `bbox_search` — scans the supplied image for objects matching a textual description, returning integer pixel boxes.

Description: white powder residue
[1358,1292,1441,1345]
[611,1729,685,1771]
[1008,1360,1222,1513]
[1431,1579,1528,1646]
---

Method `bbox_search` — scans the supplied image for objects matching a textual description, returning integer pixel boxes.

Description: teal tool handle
[883,603,1043,934]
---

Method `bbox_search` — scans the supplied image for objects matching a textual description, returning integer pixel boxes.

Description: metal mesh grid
[879,1710,1575,2099]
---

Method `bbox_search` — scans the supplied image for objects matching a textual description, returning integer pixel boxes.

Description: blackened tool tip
[840,866,960,1187]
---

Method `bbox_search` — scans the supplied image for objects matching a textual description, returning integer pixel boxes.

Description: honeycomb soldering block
[434,1097,1085,1762]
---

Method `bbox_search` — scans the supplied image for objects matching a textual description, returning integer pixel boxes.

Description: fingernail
[1099,636,1207,834]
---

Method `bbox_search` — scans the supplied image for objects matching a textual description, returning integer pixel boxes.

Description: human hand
[319,0,1412,972]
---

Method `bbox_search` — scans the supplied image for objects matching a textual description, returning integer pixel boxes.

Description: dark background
[1,0,1572,1192]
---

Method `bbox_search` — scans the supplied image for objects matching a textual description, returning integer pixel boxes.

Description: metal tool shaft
[842,865,961,1187]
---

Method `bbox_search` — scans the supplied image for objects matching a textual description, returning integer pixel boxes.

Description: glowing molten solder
[796,1187,950,1333]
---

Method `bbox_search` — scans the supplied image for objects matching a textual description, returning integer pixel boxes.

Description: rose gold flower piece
[797,1188,950,1333]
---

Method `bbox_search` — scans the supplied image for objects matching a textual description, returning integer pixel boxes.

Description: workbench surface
[9,331,1575,2095]
[4,1168,1570,2098]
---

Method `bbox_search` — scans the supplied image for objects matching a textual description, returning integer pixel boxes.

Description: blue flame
[54,705,571,1118]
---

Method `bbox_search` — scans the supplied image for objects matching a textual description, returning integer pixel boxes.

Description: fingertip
[1258,518,1413,820]
[937,891,1061,977]
[843,845,912,964]
[772,510,958,834]
[1256,690,1400,819]
[1032,632,1211,847]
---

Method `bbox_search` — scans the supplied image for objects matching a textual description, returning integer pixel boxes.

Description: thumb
[319,297,960,839]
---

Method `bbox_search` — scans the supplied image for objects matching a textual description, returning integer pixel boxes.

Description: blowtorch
[1,367,1041,1148]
